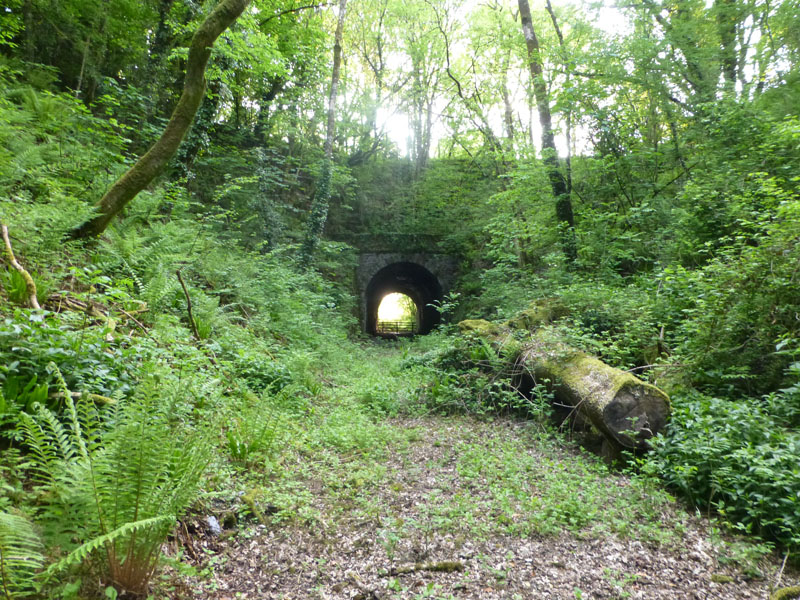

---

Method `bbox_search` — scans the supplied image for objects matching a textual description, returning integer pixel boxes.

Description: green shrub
[643,380,800,549]
[225,391,284,467]
[0,311,143,404]
[227,352,292,393]
[1,269,27,305]
[408,336,550,418]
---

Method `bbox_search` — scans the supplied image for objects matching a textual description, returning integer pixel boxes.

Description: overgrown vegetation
[1,0,799,594]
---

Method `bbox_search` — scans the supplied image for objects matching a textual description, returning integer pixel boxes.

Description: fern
[16,406,73,484]
[17,368,211,595]
[0,511,44,599]
[120,257,144,295]
[43,515,173,581]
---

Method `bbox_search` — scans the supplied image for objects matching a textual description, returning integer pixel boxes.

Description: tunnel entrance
[376,293,418,335]
[366,262,443,336]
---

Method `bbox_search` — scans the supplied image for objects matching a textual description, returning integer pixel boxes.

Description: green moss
[425,561,464,573]
[772,587,800,600]
[242,488,268,525]
[458,319,500,336]
[392,561,465,575]
[711,574,734,584]
[504,299,570,331]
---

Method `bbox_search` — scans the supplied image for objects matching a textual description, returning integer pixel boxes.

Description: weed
[602,568,640,599]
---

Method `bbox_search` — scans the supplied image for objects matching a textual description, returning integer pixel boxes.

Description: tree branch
[1,223,40,309]
[259,3,328,25]
[176,269,201,341]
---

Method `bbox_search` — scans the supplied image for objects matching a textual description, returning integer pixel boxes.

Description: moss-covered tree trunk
[459,319,670,451]
[70,0,252,239]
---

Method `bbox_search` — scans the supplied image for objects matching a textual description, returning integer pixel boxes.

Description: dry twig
[385,561,464,576]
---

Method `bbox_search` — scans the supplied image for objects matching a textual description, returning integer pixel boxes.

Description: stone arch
[365,262,443,335]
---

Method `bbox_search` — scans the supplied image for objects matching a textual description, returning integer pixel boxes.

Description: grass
[234,336,689,548]
[159,334,787,598]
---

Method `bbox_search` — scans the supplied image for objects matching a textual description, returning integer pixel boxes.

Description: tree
[342,0,393,166]
[392,0,445,174]
[7,0,157,104]
[517,0,576,262]
[299,0,348,266]
[70,0,252,239]
[431,0,508,173]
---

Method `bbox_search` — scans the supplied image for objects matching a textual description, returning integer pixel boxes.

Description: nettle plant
[643,359,800,550]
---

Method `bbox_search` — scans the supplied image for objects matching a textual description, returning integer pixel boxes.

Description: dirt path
[172,416,798,599]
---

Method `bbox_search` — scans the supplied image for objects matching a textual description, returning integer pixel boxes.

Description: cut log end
[604,381,670,449]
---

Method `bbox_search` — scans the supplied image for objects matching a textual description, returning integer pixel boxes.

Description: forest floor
[163,342,799,600]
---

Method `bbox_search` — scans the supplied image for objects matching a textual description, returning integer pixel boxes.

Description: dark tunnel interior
[365,262,443,336]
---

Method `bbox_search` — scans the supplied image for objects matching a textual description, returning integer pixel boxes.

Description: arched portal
[365,262,443,336]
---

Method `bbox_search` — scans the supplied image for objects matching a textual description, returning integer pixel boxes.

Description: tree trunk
[715,0,738,90]
[70,0,252,239]
[299,0,348,267]
[517,0,576,262]
[544,0,572,197]
[501,74,515,146]
[459,318,670,451]
[22,0,35,63]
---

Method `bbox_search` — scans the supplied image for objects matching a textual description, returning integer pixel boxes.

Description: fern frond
[42,515,174,581]
[0,511,45,599]
[15,406,73,484]
[48,366,89,461]
[121,258,144,295]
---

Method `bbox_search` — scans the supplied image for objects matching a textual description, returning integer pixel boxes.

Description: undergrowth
[1,62,799,598]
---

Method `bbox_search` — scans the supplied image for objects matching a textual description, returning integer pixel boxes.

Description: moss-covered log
[772,587,800,600]
[459,319,670,450]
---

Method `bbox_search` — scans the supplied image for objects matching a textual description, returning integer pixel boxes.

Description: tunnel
[365,262,443,336]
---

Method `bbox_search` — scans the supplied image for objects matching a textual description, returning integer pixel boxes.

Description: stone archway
[365,262,443,335]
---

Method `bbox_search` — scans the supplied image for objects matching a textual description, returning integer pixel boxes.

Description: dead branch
[49,391,116,405]
[176,269,201,341]
[47,292,108,318]
[385,561,465,576]
[1,223,41,309]
[118,308,158,343]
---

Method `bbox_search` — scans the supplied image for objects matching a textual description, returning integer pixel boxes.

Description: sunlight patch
[377,293,418,334]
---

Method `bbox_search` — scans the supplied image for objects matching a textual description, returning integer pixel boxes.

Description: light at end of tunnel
[377,292,416,322]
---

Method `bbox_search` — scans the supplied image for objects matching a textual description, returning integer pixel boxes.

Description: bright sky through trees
[374,0,626,158]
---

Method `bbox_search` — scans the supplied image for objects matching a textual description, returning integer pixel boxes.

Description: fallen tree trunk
[459,319,670,451]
